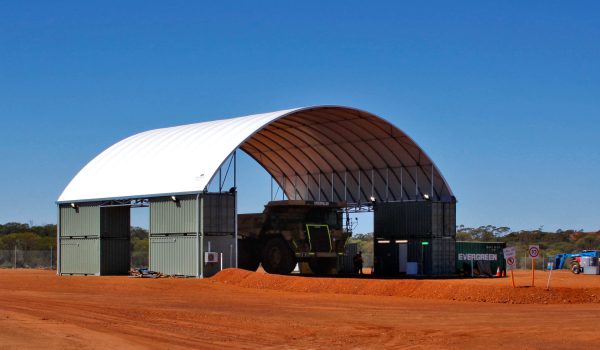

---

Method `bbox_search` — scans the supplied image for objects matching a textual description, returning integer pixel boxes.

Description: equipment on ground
[549,251,600,274]
[237,200,350,275]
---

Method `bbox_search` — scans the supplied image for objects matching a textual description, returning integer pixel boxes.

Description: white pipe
[56,204,61,275]
[196,193,200,278]
[234,150,238,268]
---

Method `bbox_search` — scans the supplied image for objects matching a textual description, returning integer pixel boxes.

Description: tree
[456,225,510,241]
[575,234,600,251]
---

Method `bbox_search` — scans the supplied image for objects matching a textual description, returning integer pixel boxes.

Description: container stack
[373,201,456,276]
[59,204,130,275]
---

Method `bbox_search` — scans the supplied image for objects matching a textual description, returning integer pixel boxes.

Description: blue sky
[1,1,598,232]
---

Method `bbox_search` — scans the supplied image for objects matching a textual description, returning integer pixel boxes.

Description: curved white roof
[58,106,453,204]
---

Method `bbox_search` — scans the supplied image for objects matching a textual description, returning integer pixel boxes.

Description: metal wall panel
[203,193,235,234]
[375,201,456,238]
[432,202,443,238]
[100,206,130,238]
[60,238,100,274]
[431,237,456,275]
[338,243,358,273]
[150,196,197,234]
[203,235,236,277]
[443,202,456,237]
[150,235,197,276]
[101,238,130,275]
[60,204,101,237]
[374,201,433,238]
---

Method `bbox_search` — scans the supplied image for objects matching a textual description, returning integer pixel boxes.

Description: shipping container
[373,237,455,275]
[150,235,198,276]
[374,201,455,238]
[60,203,102,237]
[101,238,130,275]
[100,206,130,238]
[60,237,131,275]
[203,234,236,277]
[455,241,506,276]
[337,243,358,273]
[373,201,456,276]
[60,203,130,239]
[203,193,235,234]
[148,193,237,277]
[59,203,130,275]
[149,193,235,235]
[150,195,198,234]
[431,237,456,275]
[60,237,100,275]
[149,233,236,277]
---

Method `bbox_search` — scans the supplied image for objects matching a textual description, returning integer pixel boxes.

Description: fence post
[13,246,17,269]
[542,255,545,271]
[50,246,53,269]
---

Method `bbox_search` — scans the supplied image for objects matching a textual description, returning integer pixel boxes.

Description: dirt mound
[212,268,600,304]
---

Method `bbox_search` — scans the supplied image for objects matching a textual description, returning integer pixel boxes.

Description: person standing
[353,251,364,275]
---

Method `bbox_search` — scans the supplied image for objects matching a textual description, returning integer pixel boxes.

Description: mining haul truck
[237,200,350,275]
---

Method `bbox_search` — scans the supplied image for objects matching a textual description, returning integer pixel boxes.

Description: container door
[398,242,407,273]
[375,239,398,275]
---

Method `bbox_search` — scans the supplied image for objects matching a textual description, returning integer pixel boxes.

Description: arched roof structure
[58,106,454,205]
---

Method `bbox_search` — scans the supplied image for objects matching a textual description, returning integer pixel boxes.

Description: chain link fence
[516,255,559,270]
[131,251,149,268]
[0,250,565,272]
[0,249,149,270]
[0,249,56,269]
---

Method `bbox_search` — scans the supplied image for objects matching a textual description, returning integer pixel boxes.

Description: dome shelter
[56,106,455,277]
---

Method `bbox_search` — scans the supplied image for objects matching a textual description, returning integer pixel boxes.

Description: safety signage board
[506,256,517,270]
[528,245,540,258]
[503,246,516,259]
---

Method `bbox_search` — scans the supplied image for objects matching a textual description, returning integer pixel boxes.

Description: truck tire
[238,239,261,271]
[571,262,581,274]
[261,238,297,275]
[309,258,338,275]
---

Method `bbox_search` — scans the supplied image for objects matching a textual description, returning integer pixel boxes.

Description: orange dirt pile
[1,269,600,349]
[211,268,600,304]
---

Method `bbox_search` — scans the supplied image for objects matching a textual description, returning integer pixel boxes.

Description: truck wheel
[238,239,261,271]
[571,262,581,274]
[261,238,297,275]
[309,258,338,275]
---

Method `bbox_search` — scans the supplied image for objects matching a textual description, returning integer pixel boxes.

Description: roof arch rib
[58,106,454,207]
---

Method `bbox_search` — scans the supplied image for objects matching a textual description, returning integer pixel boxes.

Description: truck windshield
[307,209,340,228]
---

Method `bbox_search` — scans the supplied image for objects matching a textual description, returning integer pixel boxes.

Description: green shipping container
[455,241,506,276]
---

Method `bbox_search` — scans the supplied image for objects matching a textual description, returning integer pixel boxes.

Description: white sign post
[528,245,540,286]
[546,262,554,290]
[503,247,517,288]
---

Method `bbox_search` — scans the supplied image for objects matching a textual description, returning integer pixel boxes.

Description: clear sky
[1,1,598,233]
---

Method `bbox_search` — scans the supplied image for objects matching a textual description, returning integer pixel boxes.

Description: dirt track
[1,269,599,349]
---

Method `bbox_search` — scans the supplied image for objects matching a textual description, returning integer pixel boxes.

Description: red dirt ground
[1,268,599,349]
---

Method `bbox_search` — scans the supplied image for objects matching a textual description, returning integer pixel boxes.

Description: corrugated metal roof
[58,105,453,203]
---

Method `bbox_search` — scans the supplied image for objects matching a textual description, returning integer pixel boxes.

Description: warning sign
[503,246,516,259]
[528,245,540,258]
[506,256,517,270]
[503,247,517,271]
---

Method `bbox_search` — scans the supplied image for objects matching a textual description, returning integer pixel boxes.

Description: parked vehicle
[237,200,350,275]
[549,250,600,274]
